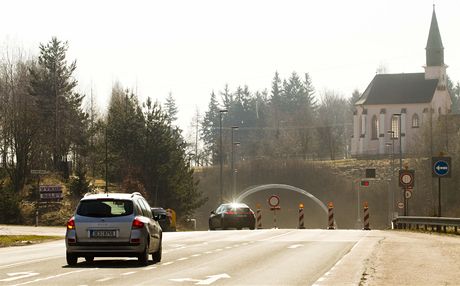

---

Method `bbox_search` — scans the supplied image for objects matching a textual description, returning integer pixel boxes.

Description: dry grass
[0,235,62,247]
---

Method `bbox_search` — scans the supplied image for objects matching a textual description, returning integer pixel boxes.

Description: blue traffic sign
[432,157,451,177]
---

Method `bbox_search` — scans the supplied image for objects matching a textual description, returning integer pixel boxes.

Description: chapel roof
[355,73,438,105]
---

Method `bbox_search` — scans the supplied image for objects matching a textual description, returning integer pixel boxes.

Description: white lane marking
[96,277,113,282]
[214,249,223,252]
[242,243,248,246]
[258,230,297,242]
[161,262,174,266]
[177,257,188,261]
[121,271,136,276]
[225,246,232,249]
[288,244,304,249]
[0,256,61,270]
[312,236,365,285]
[204,251,213,254]
[0,272,39,282]
[143,266,156,270]
[233,244,240,247]
[170,273,230,285]
[191,254,201,257]
[11,268,97,286]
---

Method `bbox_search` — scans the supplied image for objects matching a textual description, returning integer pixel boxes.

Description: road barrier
[327,202,335,230]
[363,202,370,230]
[298,204,305,229]
[256,208,262,229]
[392,216,460,233]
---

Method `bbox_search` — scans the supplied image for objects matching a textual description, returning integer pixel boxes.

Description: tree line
[0,38,205,223]
[197,72,460,166]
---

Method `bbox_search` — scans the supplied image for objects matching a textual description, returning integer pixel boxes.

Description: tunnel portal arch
[235,184,335,227]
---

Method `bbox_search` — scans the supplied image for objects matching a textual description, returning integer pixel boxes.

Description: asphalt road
[0,229,369,286]
[2,228,459,285]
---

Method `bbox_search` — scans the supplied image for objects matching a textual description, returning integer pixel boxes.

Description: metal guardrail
[392,216,460,233]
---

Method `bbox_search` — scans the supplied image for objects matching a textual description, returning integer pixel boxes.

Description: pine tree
[29,37,87,172]
[201,91,221,165]
[164,92,178,124]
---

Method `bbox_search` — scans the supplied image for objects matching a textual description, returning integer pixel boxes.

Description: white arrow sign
[0,272,39,282]
[171,273,230,285]
[436,165,448,170]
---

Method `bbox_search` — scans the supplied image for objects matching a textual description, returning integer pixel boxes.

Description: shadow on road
[63,259,157,269]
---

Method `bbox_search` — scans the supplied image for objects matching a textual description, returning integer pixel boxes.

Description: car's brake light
[67,217,75,230]
[225,211,235,215]
[132,217,144,229]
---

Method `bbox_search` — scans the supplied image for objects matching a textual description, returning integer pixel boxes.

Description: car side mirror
[210,210,216,215]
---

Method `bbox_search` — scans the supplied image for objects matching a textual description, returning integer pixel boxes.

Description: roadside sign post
[30,170,48,227]
[399,169,415,216]
[432,156,451,217]
[268,195,280,229]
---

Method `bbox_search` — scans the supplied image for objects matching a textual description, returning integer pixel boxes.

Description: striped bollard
[363,201,370,230]
[298,203,305,229]
[256,204,262,229]
[327,202,335,230]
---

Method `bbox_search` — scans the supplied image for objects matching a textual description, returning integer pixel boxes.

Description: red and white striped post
[327,202,335,230]
[363,201,370,230]
[256,203,262,229]
[298,203,305,229]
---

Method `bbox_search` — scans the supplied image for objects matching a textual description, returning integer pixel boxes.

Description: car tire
[84,256,94,262]
[209,219,215,230]
[138,239,149,266]
[221,219,227,230]
[237,227,242,230]
[66,252,78,266]
[250,226,255,230]
[152,239,162,263]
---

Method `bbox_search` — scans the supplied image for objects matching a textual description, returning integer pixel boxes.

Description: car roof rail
[131,192,143,197]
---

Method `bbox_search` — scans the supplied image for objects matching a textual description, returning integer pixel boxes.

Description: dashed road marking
[96,277,113,282]
[143,266,156,270]
[161,262,174,266]
[177,257,188,261]
[121,271,136,276]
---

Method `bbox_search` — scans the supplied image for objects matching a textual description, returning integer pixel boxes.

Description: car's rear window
[77,199,133,217]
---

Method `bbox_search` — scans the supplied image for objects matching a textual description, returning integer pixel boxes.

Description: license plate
[90,229,117,238]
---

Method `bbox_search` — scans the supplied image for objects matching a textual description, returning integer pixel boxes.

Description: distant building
[351,6,451,157]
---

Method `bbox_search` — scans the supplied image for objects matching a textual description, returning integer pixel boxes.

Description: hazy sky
[1,0,459,134]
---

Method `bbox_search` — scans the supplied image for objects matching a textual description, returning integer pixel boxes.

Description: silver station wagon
[65,192,162,266]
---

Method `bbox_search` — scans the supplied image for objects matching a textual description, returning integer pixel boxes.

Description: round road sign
[268,195,280,208]
[397,202,404,209]
[399,170,414,187]
[405,190,412,199]
[433,160,449,176]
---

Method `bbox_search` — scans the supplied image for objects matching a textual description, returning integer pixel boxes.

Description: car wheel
[237,227,242,230]
[221,219,227,230]
[66,252,78,266]
[84,256,94,262]
[138,239,149,266]
[152,239,162,263]
[250,226,255,230]
[209,219,215,230]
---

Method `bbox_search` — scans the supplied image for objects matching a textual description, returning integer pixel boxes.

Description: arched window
[412,113,419,128]
[371,115,379,139]
[391,115,399,139]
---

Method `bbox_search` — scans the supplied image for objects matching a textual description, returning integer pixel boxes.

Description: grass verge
[0,235,62,247]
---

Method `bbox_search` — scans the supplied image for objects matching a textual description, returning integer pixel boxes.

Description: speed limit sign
[268,195,280,208]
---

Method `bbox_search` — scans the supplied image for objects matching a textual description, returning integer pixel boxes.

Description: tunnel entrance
[235,184,336,228]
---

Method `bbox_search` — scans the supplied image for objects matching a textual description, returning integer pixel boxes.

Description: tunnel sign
[432,157,451,177]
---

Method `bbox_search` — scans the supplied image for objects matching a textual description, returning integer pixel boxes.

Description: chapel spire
[426,5,444,67]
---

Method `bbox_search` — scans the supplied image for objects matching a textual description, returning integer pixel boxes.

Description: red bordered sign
[268,195,280,208]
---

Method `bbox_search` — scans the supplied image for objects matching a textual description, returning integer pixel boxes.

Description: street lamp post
[219,109,228,204]
[392,114,403,170]
[386,141,394,224]
[231,126,239,198]
[233,141,240,198]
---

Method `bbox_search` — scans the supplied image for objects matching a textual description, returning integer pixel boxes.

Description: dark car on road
[65,192,162,266]
[151,207,173,232]
[209,203,256,230]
